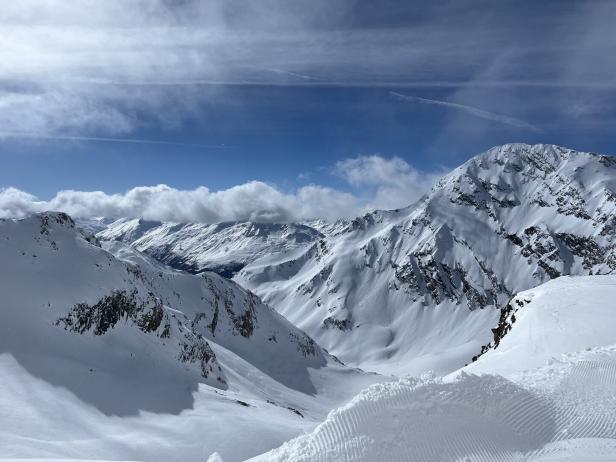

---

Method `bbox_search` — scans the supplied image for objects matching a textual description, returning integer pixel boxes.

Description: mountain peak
[469,143,615,179]
[442,144,587,185]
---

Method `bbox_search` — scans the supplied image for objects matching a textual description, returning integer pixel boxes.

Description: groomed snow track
[547,357,616,442]
[251,347,616,462]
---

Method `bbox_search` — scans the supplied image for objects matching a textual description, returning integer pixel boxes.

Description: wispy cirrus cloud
[0,131,228,149]
[1,0,614,138]
[390,91,542,132]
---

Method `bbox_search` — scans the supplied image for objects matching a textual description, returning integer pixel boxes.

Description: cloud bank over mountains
[0,155,441,223]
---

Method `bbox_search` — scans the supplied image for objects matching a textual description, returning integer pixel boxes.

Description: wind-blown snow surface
[0,213,377,461]
[251,275,616,462]
[237,144,616,376]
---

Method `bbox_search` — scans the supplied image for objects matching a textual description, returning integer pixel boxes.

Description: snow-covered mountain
[5,143,616,461]
[252,275,616,461]
[236,144,616,375]
[0,212,377,461]
[97,218,324,277]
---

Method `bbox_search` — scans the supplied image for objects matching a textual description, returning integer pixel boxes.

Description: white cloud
[0,155,442,222]
[335,155,443,211]
[0,188,45,219]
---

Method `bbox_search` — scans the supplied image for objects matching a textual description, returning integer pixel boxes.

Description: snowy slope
[97,218,323,277]
[0,212,377,461]
[237,144,616,375]
[465,275,616,374]
[250,275,616,462]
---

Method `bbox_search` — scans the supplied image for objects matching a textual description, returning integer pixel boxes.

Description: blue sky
[1,0,615,221]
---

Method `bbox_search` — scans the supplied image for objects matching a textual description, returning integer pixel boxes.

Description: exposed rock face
[470,296,531,363]
[236,144,616,372]
[57,290,165,336]
[56,289,222,380]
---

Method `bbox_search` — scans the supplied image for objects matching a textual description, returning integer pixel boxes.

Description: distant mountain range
[96,219,327,277]
[93,144,616,375]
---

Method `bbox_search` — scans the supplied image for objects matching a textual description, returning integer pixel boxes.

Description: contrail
[263,68,324,82]
[0,132,230,149]
[390,91,542,132]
